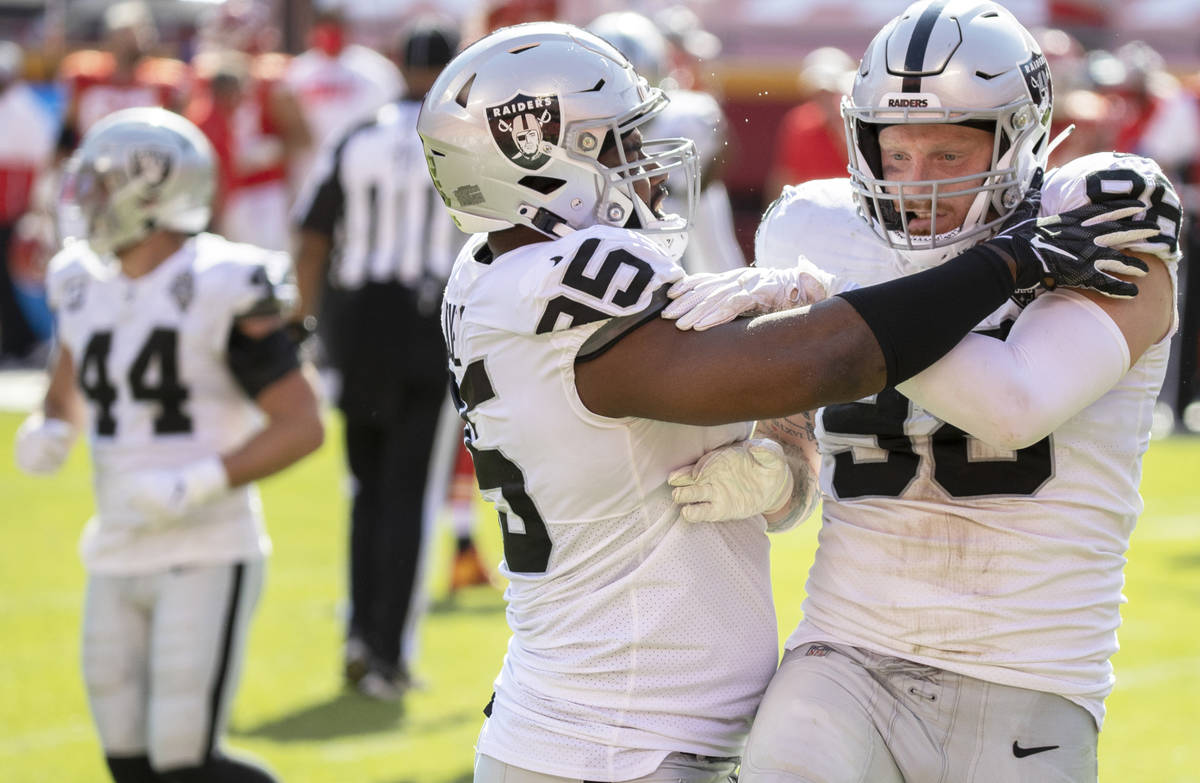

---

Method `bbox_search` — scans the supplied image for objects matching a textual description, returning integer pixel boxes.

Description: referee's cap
[399,20,460,70]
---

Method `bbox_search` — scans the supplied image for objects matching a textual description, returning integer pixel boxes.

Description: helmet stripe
[901,0,949,92]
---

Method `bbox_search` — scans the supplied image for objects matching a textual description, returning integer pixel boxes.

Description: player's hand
[662,263,830,331]
[121,456,230,524]
[14,413,76,476]
[983,173,1158,298]
[668,438,793,523]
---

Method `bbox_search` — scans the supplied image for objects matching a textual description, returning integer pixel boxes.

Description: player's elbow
[968,388,1055,451]
[295,409,325,458]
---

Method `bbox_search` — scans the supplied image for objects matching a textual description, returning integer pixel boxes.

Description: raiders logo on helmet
[129,146,174,190]
[487,92,561,170]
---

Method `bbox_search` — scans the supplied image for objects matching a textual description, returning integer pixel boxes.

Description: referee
[291,20,462,701]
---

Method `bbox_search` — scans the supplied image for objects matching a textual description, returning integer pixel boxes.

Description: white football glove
[662,260,831,331]
[668,438,793,523]
[121,456,230,525]
[14,413,76,476]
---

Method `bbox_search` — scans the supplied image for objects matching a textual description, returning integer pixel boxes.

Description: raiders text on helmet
[60,107,216,255]
[416,22,699,249]
[844,0,1053,267]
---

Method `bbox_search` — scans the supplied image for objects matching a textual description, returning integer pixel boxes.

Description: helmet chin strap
[517,204,575,238]
[1046,124,1074,158]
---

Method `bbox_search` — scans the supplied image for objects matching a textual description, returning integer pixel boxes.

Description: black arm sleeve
[837,245,1014,387]
[226,325,302,399]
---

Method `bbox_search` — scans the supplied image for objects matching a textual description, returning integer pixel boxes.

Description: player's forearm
[582,298,887,424]
[42,349,85,429]
[293,230,331,320]
[579,246,1019,424]
[221,370,324,486]
[898,290,1130,450]
[756,414,821,529]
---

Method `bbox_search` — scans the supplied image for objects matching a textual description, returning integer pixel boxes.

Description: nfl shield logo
[487,92,561,171]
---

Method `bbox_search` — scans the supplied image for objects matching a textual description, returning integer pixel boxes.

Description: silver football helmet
[844,0,1053,267]
[417,22,698,255]
[585,12,670,88]
[60,107,215,255]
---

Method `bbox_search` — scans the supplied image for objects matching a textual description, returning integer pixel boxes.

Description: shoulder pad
[45,240,103,313]
[1044,152,1183,260]
[194,234,296,319]
[756,179,895,291]
[463,227,683,336]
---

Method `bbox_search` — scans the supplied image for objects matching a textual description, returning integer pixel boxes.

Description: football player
[56,2,188,156]
[187,0,312,251]
[14,108,323,783]
[586,11,747,274]
[417,21,1160,783]
[663,2,1182,781]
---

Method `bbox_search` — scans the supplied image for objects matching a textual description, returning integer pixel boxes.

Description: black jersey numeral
[1084,167,1181,253]
[129,328,193,434]
[822,389,919,498]
[536,238,656,334]
[78,328,193,437]
[78,332,118,436]
[822,388,1053,499]
[451,358,552,573]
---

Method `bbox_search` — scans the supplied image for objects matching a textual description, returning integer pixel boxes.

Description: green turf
[2,411,1198,782]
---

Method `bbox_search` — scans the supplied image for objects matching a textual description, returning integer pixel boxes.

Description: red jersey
[771,100,849,186]
[60,50,188,138]
[187,52,291,204]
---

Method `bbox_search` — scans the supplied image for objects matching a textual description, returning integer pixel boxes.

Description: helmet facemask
[845,96,1048,263]
[565,88,698,253]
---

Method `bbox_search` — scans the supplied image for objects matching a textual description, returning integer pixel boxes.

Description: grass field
[2,410,1198,782]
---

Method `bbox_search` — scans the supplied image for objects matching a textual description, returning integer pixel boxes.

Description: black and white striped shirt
[293,99,463,292]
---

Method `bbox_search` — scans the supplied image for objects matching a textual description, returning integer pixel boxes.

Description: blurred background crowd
[0,0,1197,435]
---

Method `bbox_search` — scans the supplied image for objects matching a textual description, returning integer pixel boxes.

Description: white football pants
[474,751,737,782]
[739,641,1098,783]
[82,560,263,769]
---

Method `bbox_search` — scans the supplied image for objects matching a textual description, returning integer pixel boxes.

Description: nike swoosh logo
[1012,741,1060,758]
[1028,235,1074,259]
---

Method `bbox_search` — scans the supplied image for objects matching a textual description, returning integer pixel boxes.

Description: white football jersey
[755,153,1183,727]
[46,233,292,574]
[443,225,777,780]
